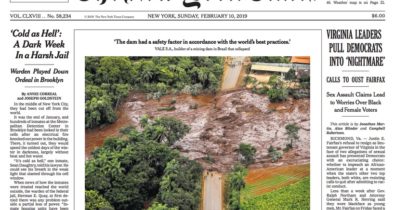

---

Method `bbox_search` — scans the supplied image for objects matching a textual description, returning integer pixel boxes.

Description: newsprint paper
[0,0,394,210]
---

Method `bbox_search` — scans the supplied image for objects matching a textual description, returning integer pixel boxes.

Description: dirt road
[221,57,245,90]
[203,171,223,210]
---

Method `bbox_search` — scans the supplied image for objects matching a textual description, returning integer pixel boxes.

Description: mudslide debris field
[86,89,310,172]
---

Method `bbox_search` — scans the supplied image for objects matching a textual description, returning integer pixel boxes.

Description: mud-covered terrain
[86,89,310,172]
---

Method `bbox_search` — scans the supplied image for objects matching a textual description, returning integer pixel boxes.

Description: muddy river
[85,89,310,172]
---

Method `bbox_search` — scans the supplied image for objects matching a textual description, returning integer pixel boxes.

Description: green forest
[85,117,202,210]
[225,164,248,210]
[85,57,223,128]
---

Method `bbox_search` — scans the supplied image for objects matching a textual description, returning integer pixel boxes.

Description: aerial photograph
[84,56,311,210]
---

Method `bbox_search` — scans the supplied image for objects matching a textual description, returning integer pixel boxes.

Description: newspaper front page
[1,0,394,209]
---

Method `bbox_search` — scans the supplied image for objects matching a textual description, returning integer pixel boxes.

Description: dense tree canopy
[225,164,248,210]
[148,202,178,210]
[85,117,202,210]
[85,56,224,128]
[85,190,114,210]
[285,123,300,148]
[239,143,256,165]
[157,158,202,210]
[142,117,191,146]
[267,75,289,102]
[250,56,290,63]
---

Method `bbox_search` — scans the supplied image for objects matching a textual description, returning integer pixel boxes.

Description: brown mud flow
[85,92,213,157]
[85,105,130,156]
[85,89,310,172]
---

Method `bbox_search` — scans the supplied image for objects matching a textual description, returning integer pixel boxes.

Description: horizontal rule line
[10,19,386,22]
[74,29,320,31]
[342,70,370,72]
[25,64,55,66]
[24,86,55,88]
[9,10,386,12]
[341,116,370,117]
[342,86,369,88]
